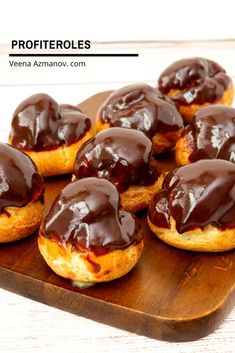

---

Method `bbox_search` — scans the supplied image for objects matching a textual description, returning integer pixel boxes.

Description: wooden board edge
[1,266,234,342]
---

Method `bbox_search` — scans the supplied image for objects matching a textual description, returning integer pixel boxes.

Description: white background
[1,0,235,43]
[1,1,235,352]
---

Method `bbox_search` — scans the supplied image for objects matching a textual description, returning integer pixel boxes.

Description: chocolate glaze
[0,143,44,213]
[74,128,158,193]
[185,105,235,163]
[98,84,183,138]
[158,58,231,105]
[10,94,91,151]
[41,178,141,253]
[148,160,235,233]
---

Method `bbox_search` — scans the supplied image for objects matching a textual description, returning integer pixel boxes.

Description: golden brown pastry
[96,83,183,154]
[148,159,235,252]
[175,105,235,165]
[158,57,234,123]
[9,93,94,176]
[38,178,143,285]
[0,143,44,242]
[73,127,163,213]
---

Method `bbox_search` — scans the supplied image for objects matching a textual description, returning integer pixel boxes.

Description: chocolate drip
[41,178,141,253]
[98,84,183,138]
[158,58,231,105]
[186,105,235,163]
[148,160,235,233]
[0,143,44,212]
[74,128,158,192]
[10,94,91,151]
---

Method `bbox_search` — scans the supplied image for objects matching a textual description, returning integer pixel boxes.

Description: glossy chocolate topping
[41,178,141,253]
[98,84,183,138]
[0,143,44,213]
[185,105,235,163]
[74,128,158,192]
[10,94,91,151]
[148,160,235,233]
[158,58,231,105]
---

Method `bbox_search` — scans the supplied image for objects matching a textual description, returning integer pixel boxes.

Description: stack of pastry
[0,143,44,243]
[149,57,235,251]
[3,56,235,288]
[38,178,144,285]
[9,93,94,176]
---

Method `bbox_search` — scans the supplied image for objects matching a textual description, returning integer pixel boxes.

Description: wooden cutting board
[0,91,235,342]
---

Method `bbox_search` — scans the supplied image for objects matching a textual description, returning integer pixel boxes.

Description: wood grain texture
[0,91,235,342]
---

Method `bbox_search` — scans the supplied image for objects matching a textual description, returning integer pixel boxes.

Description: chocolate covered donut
[9,93,94,176]
[74,127,162,213]
[158,58,234,122]
[38,178,143,284]
[0,143,44,242]
[148,159,235,252]
[176,105,235,165]
[96,83,183,153]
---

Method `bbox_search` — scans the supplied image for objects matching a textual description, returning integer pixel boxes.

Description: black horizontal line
[9,53,139,57]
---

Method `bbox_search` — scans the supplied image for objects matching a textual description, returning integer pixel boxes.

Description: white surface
[0,289,235,353]
[1,41,235,352]
[1,0,235,42]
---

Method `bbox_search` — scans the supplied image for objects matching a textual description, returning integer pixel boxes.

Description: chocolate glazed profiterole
[38,178,144,285]
[73,127,163,213]
[96,83,183,153]
[148,159,235,252]
[158,58,234,122]
[9,93,94,176]
[0,143,44,242]
[176,105,235,165]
